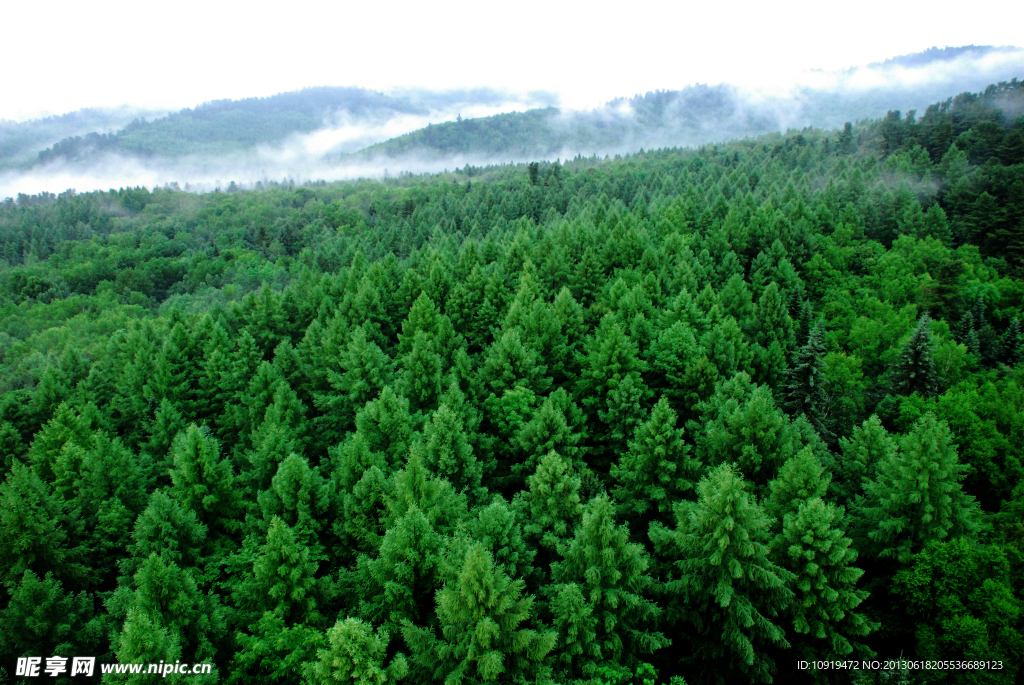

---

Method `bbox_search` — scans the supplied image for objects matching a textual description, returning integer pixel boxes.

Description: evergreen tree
[0,570,104,664]
[308,617,408,685]
[515,451,584,563]
[833,415,896,506]
[650,463,793,683]
[691,372,804,486]
[763,445,831,523]
[169,424,241,546]
[552,494,668,674]
[783,320,829,437]
[417,403,484,501]
[856,413,979,563]
[611,397,700,532]
[0,461,81,587]
[775,498,875,664]
[890,314,940,397]
[403,543,556,685]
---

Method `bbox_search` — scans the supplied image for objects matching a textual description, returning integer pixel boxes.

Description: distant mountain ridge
[2,45,1022,191]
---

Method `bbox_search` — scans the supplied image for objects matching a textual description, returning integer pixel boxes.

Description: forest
[0,78,1023,685]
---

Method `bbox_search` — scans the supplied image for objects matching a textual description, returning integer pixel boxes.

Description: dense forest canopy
[0,79,1023,685]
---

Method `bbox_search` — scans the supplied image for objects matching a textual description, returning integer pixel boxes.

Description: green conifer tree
[402,544,556,685]
[856,413,979,563]
[308,617,408,685]
[833,415,896,507]
[169,424,241,546]
[783,320,829,437]
[552,494,668,672]
[611,397,700,532]
[775,498,875,664]
[650,463,793,683]
[890,314,940,397]
[764,445,831,523]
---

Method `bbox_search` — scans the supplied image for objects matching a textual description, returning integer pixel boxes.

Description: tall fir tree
[650,463,793,683]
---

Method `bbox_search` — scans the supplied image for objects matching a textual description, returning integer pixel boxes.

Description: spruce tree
[890,314,940,397]
[650,463,793,683]
[783,320,829,437]
[248,517,324,624]
[417,403,484,501]
[692,372,804,486]
[121,491,207,579]
[611,397,700,532]
[256,453,332,544]
[0,461,80,586]
[513,388,586,482]
[402,544,556,685]
[515,451,584,563]
[856,412,979,563]
[0,570,103,663]
[169,424,241,546]
[354,385,415,470]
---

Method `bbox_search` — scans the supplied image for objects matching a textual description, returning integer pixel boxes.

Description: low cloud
[1,46,1021,199]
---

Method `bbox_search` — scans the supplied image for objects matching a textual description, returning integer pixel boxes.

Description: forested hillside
[0,80,1023,685]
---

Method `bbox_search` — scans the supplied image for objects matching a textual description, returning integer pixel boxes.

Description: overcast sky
[3,0,1022,121]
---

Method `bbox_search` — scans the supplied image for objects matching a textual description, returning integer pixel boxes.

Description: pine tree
[611,397,700,532]
[308,617,408,685]
[890,314,940,397]
[775,498,875,663]
[142,398,187,483]
[256,453,332,544]
[856,413,979,563]
[249,517,324,624]
[0,570,103,663]
[783,320,829,436]
[402,543,556,685]
[753,281,796,351]
[513,388,587,483]
[466,495,535,583]
[1000,317,1022,366]
[315,325,392,442]
[330,433,391,560]
[231,613,325,685]
[650,463,793,683]
[354,386,415,470]
[400,329,444,416]
[123,552,225,663]
[552,494,668,673]
[121,491,207,580]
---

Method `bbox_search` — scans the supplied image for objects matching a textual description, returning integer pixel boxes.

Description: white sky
[2,0,1022,121]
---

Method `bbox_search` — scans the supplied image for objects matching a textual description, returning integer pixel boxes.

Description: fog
[1,46,1022,200]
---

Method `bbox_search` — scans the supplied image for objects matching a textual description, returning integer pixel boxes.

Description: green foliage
[893,538,1023,684]
[309,617,407,685]
[650,464,793,683]
[403,543,555,685]
[775,498,875,663]
[2,80,1024,683]
[855,412,979,563]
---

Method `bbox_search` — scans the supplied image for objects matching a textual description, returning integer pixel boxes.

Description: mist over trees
[0,77,1023,684]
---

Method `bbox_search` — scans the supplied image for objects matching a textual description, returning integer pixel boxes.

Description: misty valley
[1,51,1024,685]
